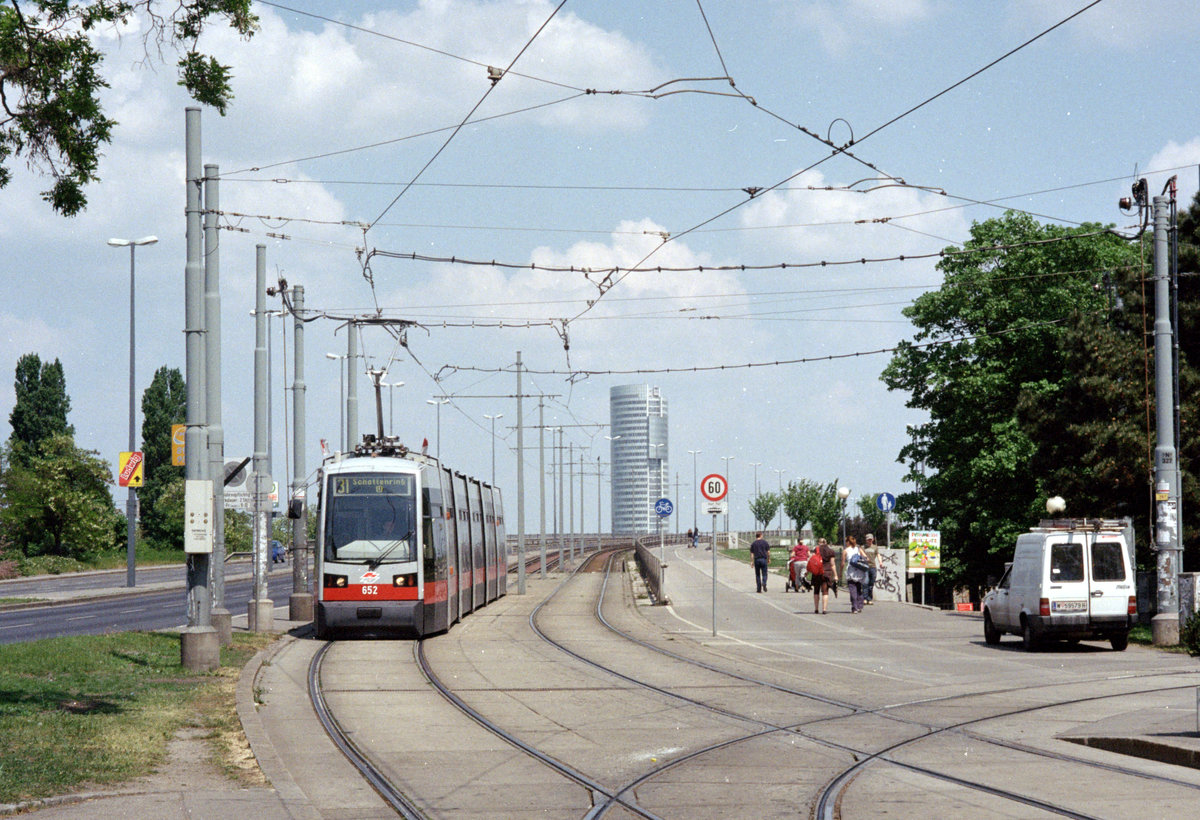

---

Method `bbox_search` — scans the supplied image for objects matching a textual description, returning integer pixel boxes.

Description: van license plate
[1052,600,1087,612]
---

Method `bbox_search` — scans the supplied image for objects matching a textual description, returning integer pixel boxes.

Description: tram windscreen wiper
[369,530,413,569]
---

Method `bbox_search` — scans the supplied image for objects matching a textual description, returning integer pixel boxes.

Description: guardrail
[634,534,687,605]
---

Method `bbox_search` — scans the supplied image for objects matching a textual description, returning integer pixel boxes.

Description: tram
[313,434,506,638]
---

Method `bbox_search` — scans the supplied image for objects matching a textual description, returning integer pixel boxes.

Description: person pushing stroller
[785,541,813,592]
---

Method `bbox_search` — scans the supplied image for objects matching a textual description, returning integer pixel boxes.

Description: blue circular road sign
[876,492,896,513]
[655,498,674,517]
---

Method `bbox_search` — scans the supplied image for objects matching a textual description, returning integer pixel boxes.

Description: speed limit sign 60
[700,473,728,502]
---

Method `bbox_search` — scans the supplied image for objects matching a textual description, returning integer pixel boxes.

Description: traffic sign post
[699,475,727,638]
[655,498,673,562]
[877,492,896,547]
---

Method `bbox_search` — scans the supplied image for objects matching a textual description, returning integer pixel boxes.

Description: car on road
[982,517,1135,651]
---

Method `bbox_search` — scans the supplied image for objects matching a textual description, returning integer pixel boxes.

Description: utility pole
[1152,193,1181,646]
[515,352,525,594]
[180,107,218,673]
[539,398,546,578]
[346,321,359,451]
[289,285,313,622]
[204,163,231,646]
[250,245,273,631]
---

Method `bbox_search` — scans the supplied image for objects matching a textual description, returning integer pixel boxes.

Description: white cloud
[1144,138,1200,208]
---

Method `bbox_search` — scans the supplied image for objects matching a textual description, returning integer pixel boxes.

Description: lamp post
[484,413,503,485]
[749,461,761,529]
[427,398,449,460]
[722,455,735,537]
[837,485,851,545]
[325,353,346,450]
[382,380,404,436]
[108,235,157,588]
[689,449,702,538]
[773,468,786,533]
[605,435,621,534]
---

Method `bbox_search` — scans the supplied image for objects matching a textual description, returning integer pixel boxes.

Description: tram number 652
[363,585,378,596]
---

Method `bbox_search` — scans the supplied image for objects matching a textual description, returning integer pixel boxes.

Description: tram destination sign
[332,474,414,496]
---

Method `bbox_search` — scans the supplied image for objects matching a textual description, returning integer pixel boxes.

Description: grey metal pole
[538,398,546,578]
[181,107,218,672]
[568,442,575,560]
[346,322,358,451]
[204,164,231,646]
[712,511,718,636]
[125,243,139,588]
[579,449,584,553]
[250,245,273,630]
[1152,195,1181,646]
[516,352,525,594]
[597,456,601,549]
[290,285,313,621]
[557,428,564,571]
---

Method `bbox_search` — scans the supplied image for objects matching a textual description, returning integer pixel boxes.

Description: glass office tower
[610,384,668,534]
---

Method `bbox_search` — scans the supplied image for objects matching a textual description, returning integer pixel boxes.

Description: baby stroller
[785,546,813,593]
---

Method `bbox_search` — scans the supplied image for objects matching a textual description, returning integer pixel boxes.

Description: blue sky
[1,0,1198,533]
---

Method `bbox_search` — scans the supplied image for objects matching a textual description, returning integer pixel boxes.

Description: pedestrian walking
[750,532,771,592]
[863,533,880,604]
[687,528,694,548]
[810,538,837,614]
[842,536,868,613]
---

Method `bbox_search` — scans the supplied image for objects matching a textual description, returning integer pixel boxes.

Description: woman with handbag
[810,538,837,614]
[842,535,868,614]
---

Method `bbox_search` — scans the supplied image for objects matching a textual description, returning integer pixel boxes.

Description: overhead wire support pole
[181,107,218,673]
[1152,195,1181,647]
[290,285,313,622]
[516,351,525,595]
[250,244,273,631]
[204,163,231,646]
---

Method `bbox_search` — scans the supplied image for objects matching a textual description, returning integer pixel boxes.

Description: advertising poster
[907,530,941,573]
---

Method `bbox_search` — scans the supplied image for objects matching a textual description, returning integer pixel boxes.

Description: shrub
[1182,611,1200,656]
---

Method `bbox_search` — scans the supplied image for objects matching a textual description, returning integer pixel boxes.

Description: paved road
[0,565,298,644]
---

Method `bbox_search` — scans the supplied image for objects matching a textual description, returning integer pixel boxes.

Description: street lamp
[484,413,503,485]
[381,379,404,436]
[605,435,621,535]
[749,462,761,528]
[325,353,346,450]
[773,468,786,533]
[108,235,158,588]
[689,449,702,538]
[838,485,851,545]
[427,398,450,460]
[722,455,735,536]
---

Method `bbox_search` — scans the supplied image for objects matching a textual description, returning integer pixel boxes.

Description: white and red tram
[313,437,505,638]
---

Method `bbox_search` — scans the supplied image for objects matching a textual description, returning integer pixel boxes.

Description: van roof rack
[1034,518,1126,532]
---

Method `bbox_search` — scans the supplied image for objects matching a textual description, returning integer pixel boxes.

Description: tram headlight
[323,573,348,588]
[393,573,417,587]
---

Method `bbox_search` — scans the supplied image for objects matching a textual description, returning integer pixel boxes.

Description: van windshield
[1091,542,1126,581]
[1050,543,1084,582]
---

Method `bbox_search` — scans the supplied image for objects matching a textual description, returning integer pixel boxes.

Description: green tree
[139,366,186,549]
[8,353,73,467]
[882,211,1140,594]
[0,434,118,558]
[783,478,842,542]
[855,493,887,542]
[1,1,257,215]
[748,491,781,529]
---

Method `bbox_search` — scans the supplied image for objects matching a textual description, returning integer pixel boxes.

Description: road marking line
[0,622,33,630]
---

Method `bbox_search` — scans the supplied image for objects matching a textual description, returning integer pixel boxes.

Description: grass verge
[0,631,277,804]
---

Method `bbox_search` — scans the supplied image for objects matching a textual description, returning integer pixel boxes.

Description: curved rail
[307,641,428,819]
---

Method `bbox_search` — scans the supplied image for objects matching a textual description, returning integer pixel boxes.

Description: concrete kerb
[236,633,322,819]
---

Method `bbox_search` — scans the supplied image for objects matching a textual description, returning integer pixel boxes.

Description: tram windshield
[324,472,417,564]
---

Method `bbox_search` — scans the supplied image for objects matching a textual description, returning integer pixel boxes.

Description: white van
[982,519,1136,651]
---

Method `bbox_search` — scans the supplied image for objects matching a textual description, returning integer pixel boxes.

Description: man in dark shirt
[750,532,771,592]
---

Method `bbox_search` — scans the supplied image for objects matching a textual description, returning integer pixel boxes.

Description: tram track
[537,548,1200,819]
[305,543,1199,818]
